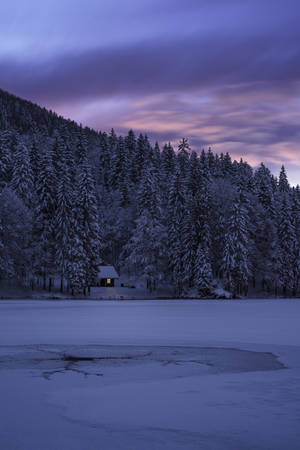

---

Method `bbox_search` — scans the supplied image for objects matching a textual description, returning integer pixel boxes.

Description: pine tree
[182,155,212,288]
[0,187,32,282]
[66,213,87,295]
[194,245,213,297]
[161,143,176,179]
[167,168,186,295]
[124,164,166,292]
[207,147,215,172]
[178,137,190,153]
[10,141,33,207]
[55,161,73,292]
[30,139,41,188]
[222,192,251,297]
[98,132,111,189]
[160,142,176,207]
[291,186,300,296]
[252,163,279,292]
[177,138,190,177]
[76,146,101,293]
[278,165,289,193]
[0,130,12,186]
[0,217,6,278]
[33,150,57,289]
[277,195,297,296]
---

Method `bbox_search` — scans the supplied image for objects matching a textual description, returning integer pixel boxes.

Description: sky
[0,0,299,185]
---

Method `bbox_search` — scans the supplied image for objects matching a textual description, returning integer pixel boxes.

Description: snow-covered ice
[0,299,300,449]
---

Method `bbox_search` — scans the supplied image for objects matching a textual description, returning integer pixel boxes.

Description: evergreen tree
[0,130,12,186]
[291,187,300,296]
[55,161,73,292]
[124,164,166,292]
[76,146,101,293]
[182,156,212,287]
[177,138,190,177]
[277,195,297,295]
[10,141,33,207]
[33,150,57,289]
[167,168,186,295]
[222,192,251,297]
[194,245,213,297]
[278,165,290,193]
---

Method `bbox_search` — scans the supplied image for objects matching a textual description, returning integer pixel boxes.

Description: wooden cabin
[97,266,119,287]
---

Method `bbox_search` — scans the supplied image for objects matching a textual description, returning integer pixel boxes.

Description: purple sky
[1,0,300,184]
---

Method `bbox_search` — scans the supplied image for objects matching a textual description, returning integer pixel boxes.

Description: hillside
[0,88,299,298]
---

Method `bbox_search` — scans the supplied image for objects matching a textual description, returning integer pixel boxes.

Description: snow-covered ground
[0,299,300,449]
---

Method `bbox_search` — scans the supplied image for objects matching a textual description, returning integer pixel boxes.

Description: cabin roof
[98,265,119,279]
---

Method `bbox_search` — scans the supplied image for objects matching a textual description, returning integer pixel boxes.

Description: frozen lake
[0,299,300,449]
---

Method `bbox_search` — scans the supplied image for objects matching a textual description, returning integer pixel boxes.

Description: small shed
[97,266,119,287]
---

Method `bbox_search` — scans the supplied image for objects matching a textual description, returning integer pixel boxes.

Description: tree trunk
[283,285,287,297]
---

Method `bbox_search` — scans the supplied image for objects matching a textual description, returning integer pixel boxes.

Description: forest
[0,88,299,298]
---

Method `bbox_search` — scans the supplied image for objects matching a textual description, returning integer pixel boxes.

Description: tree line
[0,88,299,297]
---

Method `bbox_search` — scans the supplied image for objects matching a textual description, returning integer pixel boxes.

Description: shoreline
[0,296,299,301]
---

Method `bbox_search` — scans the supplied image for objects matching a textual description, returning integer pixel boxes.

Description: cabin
[97,266,119,287]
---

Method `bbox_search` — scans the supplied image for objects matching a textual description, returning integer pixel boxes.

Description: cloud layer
[0,0,299,184]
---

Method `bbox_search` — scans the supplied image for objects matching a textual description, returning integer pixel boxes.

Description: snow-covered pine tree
[55,160,73,293]
[167,167,186,296]
[222,191,251,297]
[152,141,161,171]
[134,133,148,184]
[160,142,176,208]
[0,130,12,186]
[277,194,297,296]
[235,159,254,192]
[182,153,212,288]
[0,187,32,283]
[221,152,233,177]
[291,187,300,296]
[252,163,279,292]
[124,129,137,184]
[10,140,33,208]
[177,138,190,177]
[29,139,41,188]
[194,244,213,297]
[278,165,290,193]
[124,163,166,292]
[0,217,6,278]
[111,136,130,190]
[66,211,87,295]
[76,144,101,294]
[207,147,215,173]
[33,150,57,290]
[105,128,118,188]
[98,132,111,190]
[161,143,176,179]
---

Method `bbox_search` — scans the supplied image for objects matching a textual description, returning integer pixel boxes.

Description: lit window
[107,278,111,284]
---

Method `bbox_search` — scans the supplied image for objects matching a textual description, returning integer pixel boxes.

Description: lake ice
[0,299,300,449]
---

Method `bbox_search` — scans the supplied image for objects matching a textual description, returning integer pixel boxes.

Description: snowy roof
[98,266,119,279]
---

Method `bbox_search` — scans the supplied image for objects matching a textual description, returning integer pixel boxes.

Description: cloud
[0,0,299,184]
[1,22,300,105]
